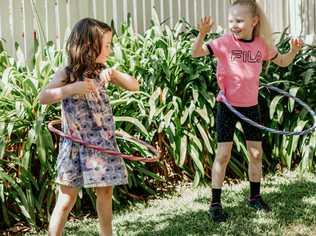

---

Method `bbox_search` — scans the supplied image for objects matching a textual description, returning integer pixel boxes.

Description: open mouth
[231,29,242,34]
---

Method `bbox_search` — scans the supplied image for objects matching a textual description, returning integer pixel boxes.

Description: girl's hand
[290,38,304,54]
[198,16,214,35]
[100,68,113,88]
[73,79,97,95]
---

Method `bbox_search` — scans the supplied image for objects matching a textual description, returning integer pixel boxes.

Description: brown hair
[64,18,112,83]
[230,0,274,48]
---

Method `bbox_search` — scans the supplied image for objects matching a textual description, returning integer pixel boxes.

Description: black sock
[250,181,260,199]
[211,188,222,206]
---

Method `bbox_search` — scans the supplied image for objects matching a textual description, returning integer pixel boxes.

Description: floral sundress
[56,74,128,188]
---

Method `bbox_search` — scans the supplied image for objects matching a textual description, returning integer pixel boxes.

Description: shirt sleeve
[261,39,278,61]
[206,43,214,57]
[208,37,225,59]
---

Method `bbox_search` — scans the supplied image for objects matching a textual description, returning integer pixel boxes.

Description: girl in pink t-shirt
[192,0,303,223]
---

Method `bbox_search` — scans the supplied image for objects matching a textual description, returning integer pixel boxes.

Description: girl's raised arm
[272,38,303,67]
[191,16,214,58]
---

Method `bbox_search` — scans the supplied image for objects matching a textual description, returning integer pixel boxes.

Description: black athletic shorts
[216,102,262,142]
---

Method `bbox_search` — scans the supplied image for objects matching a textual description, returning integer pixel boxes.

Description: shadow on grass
[114,179,316,236]
[59,179,316,235]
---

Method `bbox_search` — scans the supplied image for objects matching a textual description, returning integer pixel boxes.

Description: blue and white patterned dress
[56,73,128,188]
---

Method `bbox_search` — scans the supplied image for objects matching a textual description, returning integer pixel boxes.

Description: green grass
[28,171,316,236]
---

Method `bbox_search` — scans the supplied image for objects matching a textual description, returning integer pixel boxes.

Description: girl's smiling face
[96,31,113,63]
[228,5,258,40]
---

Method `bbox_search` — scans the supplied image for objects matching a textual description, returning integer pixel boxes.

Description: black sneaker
[247,195,271,212]
[208,204,229,223]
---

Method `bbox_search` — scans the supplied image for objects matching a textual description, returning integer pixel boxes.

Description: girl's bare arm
[108,69,139,91]
[272,38,303,67]
[191,16,214,58]
[39,69,96,104]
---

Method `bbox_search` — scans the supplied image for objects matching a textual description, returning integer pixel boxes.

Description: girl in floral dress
[39,18,139,236]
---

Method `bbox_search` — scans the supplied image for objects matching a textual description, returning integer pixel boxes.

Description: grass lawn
[29,171,316,236]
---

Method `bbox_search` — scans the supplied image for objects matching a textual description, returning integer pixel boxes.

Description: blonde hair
[231,0,274,48]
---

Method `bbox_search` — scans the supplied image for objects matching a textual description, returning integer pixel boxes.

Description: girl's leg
[241,105,263,195]
[95,186,113,236]
[209,142,233,222]
[246,141,262,183]
[210,102,235,222]
[246,140,270,211]
[48,185,79,236]
[212,142,233,189]
[213,102,236,189]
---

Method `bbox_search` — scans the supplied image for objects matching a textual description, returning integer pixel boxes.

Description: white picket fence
[0,0,315,60]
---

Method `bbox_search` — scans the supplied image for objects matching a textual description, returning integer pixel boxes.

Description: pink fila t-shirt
[208,33,277,107]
